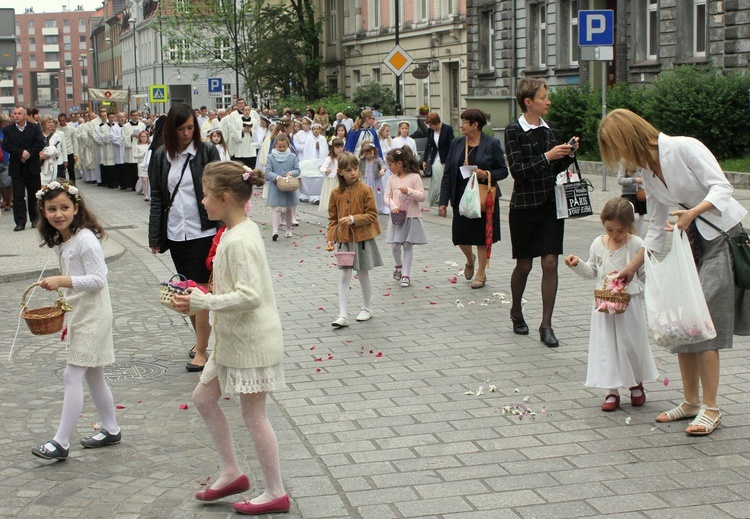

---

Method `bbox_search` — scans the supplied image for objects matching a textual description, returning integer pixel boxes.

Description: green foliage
[351,82,397,115]
[721,156,750,173]
[547,66,750,161]
[276,93,357,119]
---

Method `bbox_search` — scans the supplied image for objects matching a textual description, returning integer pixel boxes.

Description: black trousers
[124,163,138,190]
[237,156,256,169]
[115,163,126,189]
[101,164,118,188]
[66,154,76,185]
[12,171,41,226]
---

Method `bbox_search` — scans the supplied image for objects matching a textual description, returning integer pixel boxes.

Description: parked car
[376,116,430,175]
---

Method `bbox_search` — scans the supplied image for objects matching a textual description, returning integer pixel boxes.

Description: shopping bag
[555,159,593,219]
[458,172,481,219]
[644,230,717,348]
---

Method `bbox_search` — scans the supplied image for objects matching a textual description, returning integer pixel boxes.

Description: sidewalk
[1,173,749,518]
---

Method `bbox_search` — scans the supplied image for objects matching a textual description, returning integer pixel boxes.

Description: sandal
[686,406,721,436]
[189,345,196,359]
[655,400,701,423]
[464,254,476,280]
[393,265,402,281]
[471,277,486,289]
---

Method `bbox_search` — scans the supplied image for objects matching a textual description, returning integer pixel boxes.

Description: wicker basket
[276,176,300,192]
[333,224,356,268]
[160,274,189,308]
[390,211,407,225]
[21,282,72,335]
[594,286,632,314]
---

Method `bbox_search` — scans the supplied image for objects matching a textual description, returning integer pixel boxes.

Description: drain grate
[54,360,168,383]
[103,224,137,230]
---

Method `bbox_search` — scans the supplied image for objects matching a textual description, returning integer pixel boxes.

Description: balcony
[43,44,60,52]
[0,79,13,88]
[43,61,61,70]
[0,96,15,105]
[42,27,59,36]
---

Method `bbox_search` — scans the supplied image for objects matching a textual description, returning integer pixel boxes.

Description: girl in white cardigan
[172,161,289,516]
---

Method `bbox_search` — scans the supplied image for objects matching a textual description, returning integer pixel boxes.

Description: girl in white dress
[359,143,387,214]
[32,181,120,461]
[319,137,343,214]
[565,198,659,412]
[378,123,393,191]
[209,129,231,162]
[134,131,151,201]
[172,161,289,515]
[391,121,418,156]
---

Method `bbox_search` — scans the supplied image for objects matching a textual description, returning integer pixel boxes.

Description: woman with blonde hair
[600,108,749,436]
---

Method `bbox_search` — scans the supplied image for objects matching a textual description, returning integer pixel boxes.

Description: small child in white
[565,198,659,412]
[32,181,121,461]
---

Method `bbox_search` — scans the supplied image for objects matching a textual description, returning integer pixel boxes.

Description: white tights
[53,364,119,449]
[271,207,292,234]
[391,242,413,277]
[193,379,286,504]
[338,268,371,317]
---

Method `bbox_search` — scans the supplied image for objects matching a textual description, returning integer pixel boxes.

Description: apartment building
[4,6,97,116]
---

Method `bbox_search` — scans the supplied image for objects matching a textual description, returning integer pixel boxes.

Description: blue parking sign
[208,77,223,98]
[578,10,614,46]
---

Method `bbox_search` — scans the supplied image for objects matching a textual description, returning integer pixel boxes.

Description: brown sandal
[471,277,486,289]
[464,254,476,280]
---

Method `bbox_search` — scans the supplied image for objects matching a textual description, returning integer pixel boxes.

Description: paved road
[1,172,750,519]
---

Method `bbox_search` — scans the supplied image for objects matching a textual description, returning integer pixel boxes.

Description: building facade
[4,6,96,116]
[466,0,750,132]
[322,1,469,126]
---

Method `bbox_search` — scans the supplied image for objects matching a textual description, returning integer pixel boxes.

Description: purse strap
[165,153,192,213]
[678,203,735,240]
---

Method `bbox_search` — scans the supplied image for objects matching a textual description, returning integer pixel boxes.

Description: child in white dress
[209,129,231,162]
[319,137,343,214]
[172,161,289,515]
[565,198,659,411]
[134,131,151,201]
[391,121,418,156]
[384,146,427,288]
[32,181,120,461]
[359,143,388,214]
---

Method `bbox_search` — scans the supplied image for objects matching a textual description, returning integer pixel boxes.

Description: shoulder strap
[165,153,192,212]
[679,203,734,238]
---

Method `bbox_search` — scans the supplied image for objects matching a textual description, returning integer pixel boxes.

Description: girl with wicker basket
[384,146,427,288]
[565,198,659,412]
[264,133,301,241]
[326,152,383,328]
[171,161,289,515]
[31,181,121,461]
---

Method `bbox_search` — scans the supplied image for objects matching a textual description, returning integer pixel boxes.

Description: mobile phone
[567,137,579,153]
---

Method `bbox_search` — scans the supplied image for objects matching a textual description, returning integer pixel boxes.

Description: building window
[79,19,86,31]
[417,0,429,21]
[30,55,37,67]
[65,59,72,66]
[168,39,190,62]
[421,79,429,108]
[370,0,380,30]
[64,43,71,50]
[478,10,495,72]
[174,0,188,13]
[213,37,231,60]
[17,73,23,85]
[530,2,546,68]
[353,69,361,87]
[67,93,74,100]
[63,19,70,27]
[569,0,579,65]
[45,36,57,44]
[328,0,337,42]
[693,0,706,56]
[28,20,35,30]
[44,20,57,28]
[214,83,233,110]
[66,76,73,83]
[372,67,381,83]
[18,88,23,97]
[45,52,58,61]
[647,0,658,59]
[442,0,454,18]
[15,23,20,35]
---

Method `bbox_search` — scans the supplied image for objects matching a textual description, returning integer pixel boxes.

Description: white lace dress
[57,229,115,367]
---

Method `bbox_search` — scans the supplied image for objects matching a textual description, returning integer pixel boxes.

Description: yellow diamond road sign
[383,45,413,77]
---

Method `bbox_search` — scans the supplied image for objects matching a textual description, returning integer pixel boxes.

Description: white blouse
[166,142,216,242]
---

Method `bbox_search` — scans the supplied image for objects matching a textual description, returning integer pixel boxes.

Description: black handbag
[159,154,192,254]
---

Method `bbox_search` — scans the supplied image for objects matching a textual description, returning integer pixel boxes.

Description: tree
[352,82,397,115]
[158,0,323,101]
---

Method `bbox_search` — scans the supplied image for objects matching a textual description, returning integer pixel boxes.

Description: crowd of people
[3,77,748,516]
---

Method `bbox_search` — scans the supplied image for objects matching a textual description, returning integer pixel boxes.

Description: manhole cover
[54,361,168,383]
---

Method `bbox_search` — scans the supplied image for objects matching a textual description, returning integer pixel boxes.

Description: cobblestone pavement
[1,174,750,519]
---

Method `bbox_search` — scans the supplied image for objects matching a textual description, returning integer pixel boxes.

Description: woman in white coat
[599,109,749,436]
[40,116,62,184]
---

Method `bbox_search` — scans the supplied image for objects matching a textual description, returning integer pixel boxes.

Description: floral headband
[36,181,80,202]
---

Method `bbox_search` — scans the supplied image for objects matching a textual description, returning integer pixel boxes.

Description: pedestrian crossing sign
[149,85,168,104]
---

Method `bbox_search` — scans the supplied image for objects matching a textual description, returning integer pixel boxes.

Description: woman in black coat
[504,78,577,347]
[423,112,454,207]
[149,103,220,372]
[439,108,508,289]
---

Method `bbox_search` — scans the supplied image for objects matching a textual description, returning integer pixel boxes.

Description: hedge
[547,66,750,161]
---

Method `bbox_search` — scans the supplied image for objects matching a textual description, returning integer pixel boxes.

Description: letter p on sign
[578,10,614,46]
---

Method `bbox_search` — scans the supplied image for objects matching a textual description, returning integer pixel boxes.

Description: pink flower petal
[425,286,431,289]
[383,293,391,296]
[327,354,333,360]
[310,345,316,350]
[663,377,669,387]
[300,259,304,262]
[224,397,231,400]
[278,273,283,277]
[317,307,324,311]
[316,368,322,372]
[449,277,457,284]
[375,352,383,357]
[316,246,321,249]
[369,349,374,354]
[314,357,322,362]
[116,405,126,410]
[137,400,143,404]
[429,301,437,305]
[179,404,189,410]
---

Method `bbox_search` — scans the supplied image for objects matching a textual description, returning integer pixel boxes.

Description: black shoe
[32,439,69,461]
[511,314,529,335]
[539,327,559,348]
[188,346,196,359]
[13,224,24,232]
[31,219,39,228]
[80,428,122,449]
[186,362,205,372]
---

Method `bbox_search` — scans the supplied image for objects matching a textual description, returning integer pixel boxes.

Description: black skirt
[509,200,564,259]
[168,235,214,284]
[622,194,648,215]
[451,173,500,246]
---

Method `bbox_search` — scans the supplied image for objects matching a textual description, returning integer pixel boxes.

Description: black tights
[510,254,559,329]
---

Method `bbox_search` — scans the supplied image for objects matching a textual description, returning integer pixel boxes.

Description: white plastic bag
[644,230,716,348]
[458,172,481,219]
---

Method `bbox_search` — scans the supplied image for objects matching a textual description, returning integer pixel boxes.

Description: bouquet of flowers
[594,271,632,314]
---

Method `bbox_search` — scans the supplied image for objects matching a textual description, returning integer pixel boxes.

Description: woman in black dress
[439,109,508,288]
[505,78,577,347]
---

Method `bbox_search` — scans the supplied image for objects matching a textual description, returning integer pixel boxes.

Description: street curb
[0,235,127,284]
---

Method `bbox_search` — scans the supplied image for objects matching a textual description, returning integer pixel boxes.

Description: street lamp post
[128,17,139,98]
[105,37,114,88]
[79,56,88,111]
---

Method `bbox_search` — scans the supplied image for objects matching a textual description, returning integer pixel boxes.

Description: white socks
[391,243,413,277]
[338,268,372,317]
[53,365,119,449]
[240,392,286,502]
